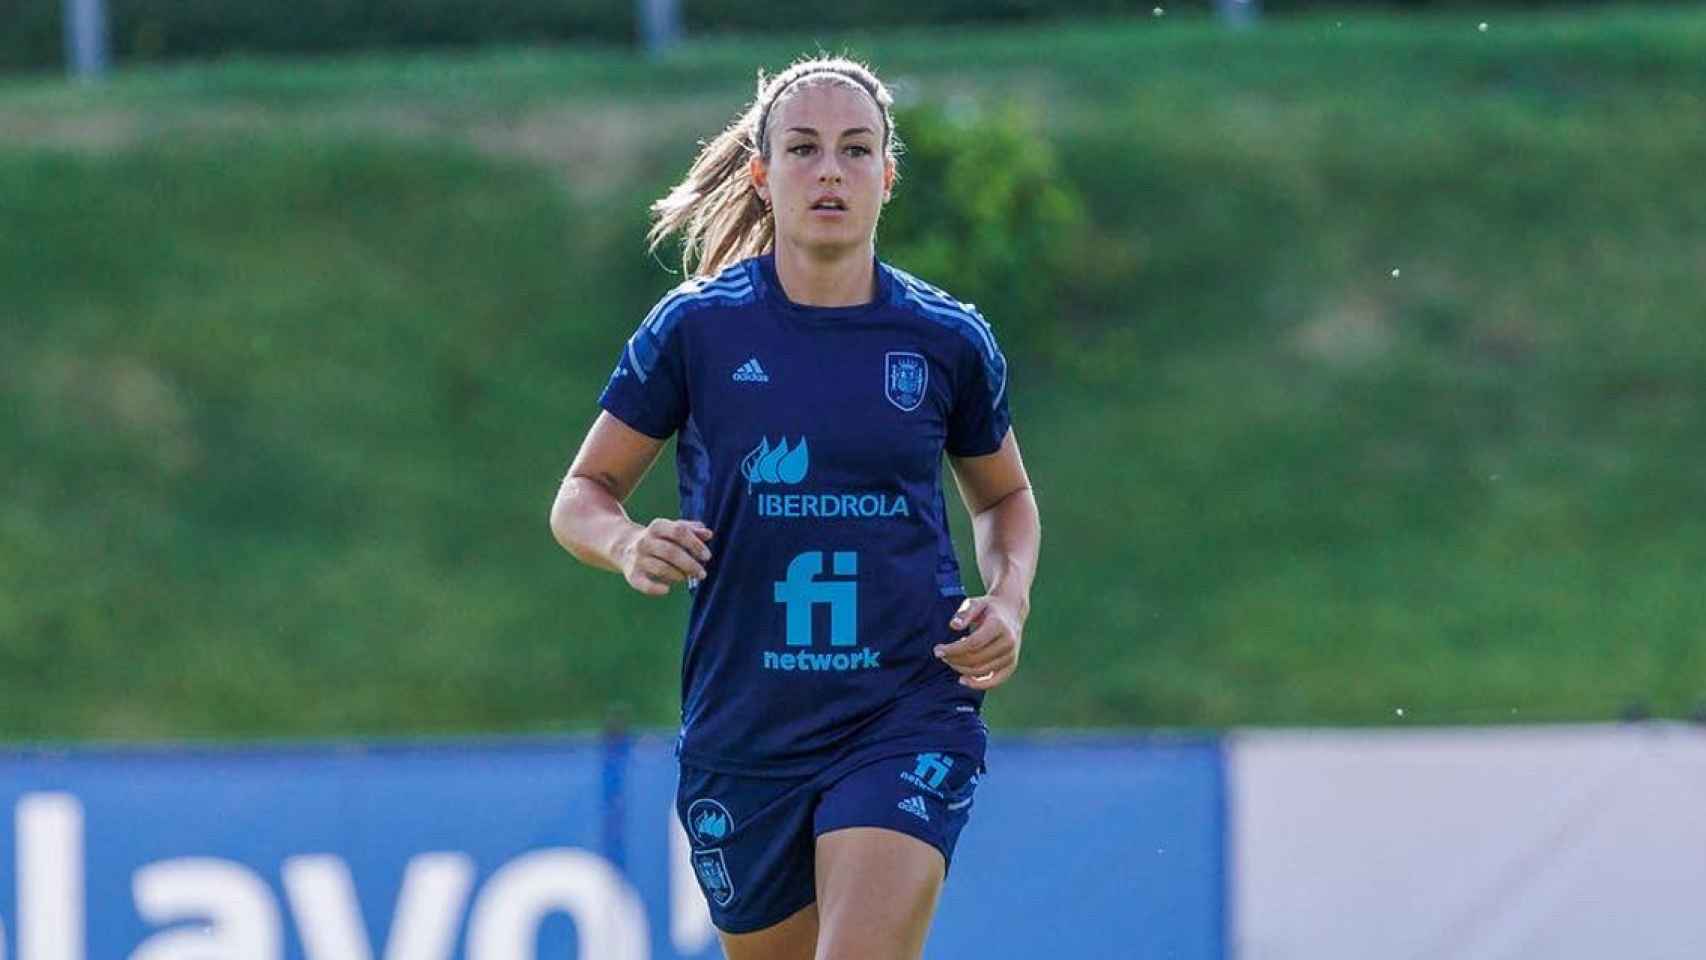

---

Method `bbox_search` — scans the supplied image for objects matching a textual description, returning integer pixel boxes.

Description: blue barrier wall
[0,734,1224,959]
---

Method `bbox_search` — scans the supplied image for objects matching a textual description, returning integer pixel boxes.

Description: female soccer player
[550,56,1040,960]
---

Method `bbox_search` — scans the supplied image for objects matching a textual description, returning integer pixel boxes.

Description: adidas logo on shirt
[731,358,770,383]
[897,795,930,822]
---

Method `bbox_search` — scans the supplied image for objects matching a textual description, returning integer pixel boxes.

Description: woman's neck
[772,240,876,308]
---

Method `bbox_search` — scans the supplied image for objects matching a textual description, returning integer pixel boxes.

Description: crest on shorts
[692,848,736,906]
[885,351,928,412]
[687,798,734,846]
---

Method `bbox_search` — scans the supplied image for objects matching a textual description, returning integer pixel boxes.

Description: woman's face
[753,82,895,256]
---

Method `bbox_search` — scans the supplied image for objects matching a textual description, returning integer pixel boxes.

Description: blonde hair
[647,56,899,278]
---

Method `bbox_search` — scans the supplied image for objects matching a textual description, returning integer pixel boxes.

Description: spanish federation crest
[885,351,928,412]
[692,848,735,906]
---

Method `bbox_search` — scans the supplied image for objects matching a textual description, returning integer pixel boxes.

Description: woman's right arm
[549,411,713,597]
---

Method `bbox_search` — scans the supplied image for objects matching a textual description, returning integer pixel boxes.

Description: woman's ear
[750,154,770,206]
[882,157,896,203]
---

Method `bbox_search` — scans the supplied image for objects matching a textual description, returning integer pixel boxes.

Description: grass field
[3,6,1705,739]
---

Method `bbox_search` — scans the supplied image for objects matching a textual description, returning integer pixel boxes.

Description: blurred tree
[880,102,1086,358]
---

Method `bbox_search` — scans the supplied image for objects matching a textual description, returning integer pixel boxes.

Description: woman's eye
[788,144,816,156]
[847,145,871,157]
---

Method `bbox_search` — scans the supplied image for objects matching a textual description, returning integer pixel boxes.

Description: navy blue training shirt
[598,252,1012,776]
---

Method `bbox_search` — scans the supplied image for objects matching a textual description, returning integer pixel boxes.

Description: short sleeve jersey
[598,252,1012,776]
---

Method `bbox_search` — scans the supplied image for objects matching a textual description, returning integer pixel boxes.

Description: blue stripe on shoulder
[627,261,758,382]
[645,269,755,334]
[887,268,1001,362]
[886,268,1008,410]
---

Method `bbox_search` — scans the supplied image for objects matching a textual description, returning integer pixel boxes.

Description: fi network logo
[763,551,880,672]
[902,752,953,797]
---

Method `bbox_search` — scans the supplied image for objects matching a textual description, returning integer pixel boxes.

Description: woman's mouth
[810,196,848,216]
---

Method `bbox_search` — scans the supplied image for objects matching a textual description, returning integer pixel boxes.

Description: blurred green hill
[3,7,1705,740]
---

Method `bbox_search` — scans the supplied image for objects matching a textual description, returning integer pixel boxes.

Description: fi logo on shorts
[901,752,953,797]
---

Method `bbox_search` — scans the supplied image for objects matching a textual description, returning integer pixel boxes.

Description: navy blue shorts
[676,745,985,934]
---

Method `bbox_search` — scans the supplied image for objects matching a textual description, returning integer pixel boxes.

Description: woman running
[550,55,1040,960]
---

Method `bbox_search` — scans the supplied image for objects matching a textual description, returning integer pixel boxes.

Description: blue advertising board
[0,734,1223,959]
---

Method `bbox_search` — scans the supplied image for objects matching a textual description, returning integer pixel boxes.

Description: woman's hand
[933,594,1025,690]
[618,518,714,596]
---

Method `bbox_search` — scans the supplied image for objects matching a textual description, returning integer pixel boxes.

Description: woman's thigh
[807,748,983,959]
[812,826,945,960]
[717,901,820,960]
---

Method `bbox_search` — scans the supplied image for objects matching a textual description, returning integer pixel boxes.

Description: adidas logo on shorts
[897,795,930,822]
[732,358,770,383]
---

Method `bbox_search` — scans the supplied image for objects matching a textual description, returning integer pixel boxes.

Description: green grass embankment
[3,6,1704,739]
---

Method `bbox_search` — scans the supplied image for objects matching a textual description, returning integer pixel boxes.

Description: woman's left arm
[937,428,1041,691]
